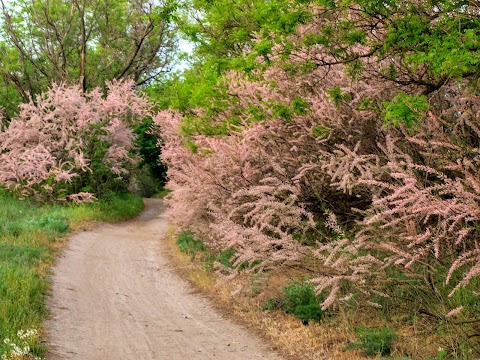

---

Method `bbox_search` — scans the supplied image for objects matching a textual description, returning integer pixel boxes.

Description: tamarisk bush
[158,2,480,351]
[156,73,480,306]
[0,80,151,203]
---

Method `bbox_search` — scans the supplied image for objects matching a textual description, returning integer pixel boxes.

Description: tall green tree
[158,0,480,134]
[148,0,310,133]
[0,0,178,117]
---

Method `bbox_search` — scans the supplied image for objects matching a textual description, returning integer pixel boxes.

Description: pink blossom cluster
[0,80,151,202]
[155,4,480,315]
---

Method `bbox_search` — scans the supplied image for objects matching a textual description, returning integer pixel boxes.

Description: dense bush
[157,0,480,356]
[0,80,151,203]
[282,282,318,315]
[282,281,324,324]
[350,327,397,356]
[133,117,168,188]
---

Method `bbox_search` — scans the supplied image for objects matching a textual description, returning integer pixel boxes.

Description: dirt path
[45,199,284,360]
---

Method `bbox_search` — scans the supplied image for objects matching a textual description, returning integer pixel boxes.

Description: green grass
[0,189,144,357]
[349,326,397,356]
[177,231,205,258]
[175,232,239,270]
[151,188,172,199]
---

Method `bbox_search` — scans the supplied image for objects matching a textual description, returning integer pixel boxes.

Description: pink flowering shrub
[358,98,480,297]
[156,3,480,334]
[154,63,386,295]
[0,80,151,202]
[156,109,316,273]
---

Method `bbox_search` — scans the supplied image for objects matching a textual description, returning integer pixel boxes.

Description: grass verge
[164,229,372,360]
[165,229,461,360]
[0,190,144,358]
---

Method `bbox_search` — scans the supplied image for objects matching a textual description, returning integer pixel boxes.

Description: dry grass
[163,224,479,360]
[163,227,381,360]
[163,227,456,359]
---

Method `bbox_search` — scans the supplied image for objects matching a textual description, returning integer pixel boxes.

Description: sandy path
[45,199,283,360]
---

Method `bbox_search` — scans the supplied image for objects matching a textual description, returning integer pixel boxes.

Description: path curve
[45,199,284,360]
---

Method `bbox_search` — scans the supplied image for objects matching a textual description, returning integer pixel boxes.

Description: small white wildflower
[1,329,43,360]
[12,345,22,355]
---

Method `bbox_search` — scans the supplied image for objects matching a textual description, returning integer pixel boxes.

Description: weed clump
[349,326,396,356]
[177,232,205,258]
[262,280,324,324]
[283,281,324,323]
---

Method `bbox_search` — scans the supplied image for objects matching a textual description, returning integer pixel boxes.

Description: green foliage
[83,193,145,222]
[132,117,168,197]
[32,214,70,234]
[282,281,317,313]
[261,281,324,323]
[173,230,241,272]
[134,118,167,187]
[293,304,323,324]
[261,297,282,311]
[152,188,173,199]
[67,124,129,198]
[356,97,378,112]
[350,326,396,356]
[216,249,235,269]
[185,139,199,153]
[179,0,308,64]
[177,231,205,258]
[152,0,313,131]
[129,165,165,198]
[383,92,429,128]
[282,281,324,323]
[0,191,69,241]
[311,125,330,139]
[383,10,480,79]
[449,278,480,313]
[326,86,351,105]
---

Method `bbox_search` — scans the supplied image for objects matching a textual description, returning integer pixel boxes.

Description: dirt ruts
[45,199,284,360]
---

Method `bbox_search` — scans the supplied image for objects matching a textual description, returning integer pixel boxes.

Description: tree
[0,0,177,117]
[133,116,168,187]
[157,1,480,356]
[149,0,310,118]
[0,80,151,202]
